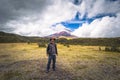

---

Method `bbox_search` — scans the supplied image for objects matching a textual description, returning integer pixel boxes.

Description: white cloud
[81,0,120,18]
[72,13,120,37]
[6,18,70,37]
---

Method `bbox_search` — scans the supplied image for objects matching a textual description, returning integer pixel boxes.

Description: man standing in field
[46,37,58,73]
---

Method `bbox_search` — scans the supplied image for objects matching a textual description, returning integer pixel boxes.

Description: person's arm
[46,44,49,56]
[55,44,58,55]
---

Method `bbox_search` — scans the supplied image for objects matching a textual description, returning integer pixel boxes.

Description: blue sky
[52,11,84,30]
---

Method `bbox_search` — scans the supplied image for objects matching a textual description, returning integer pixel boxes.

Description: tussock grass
[0,43,120,80]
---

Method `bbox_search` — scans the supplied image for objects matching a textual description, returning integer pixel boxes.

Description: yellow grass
[0,43,120,80]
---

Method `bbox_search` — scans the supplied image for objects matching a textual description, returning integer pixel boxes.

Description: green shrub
[105,47,111,51]
[63,44,70,48]
[27,41,31,44]
[105,46,120,52]
[38,42,46,48]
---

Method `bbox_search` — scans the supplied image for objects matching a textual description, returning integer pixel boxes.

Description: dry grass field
[0,43,120,80]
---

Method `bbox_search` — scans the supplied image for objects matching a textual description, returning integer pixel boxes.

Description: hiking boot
[53,69,56,71]
[46,70,49,73]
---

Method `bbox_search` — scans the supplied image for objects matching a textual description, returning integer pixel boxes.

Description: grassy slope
[0,43,120,80]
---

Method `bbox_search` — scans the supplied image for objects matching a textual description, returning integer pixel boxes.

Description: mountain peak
[47,31,77,39]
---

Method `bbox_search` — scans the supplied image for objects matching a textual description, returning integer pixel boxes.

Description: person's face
[51,39,55,44]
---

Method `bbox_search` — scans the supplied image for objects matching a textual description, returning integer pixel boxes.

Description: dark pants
[47,55,56,71]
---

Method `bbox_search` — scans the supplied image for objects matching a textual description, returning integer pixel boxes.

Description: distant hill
[47,31,77,39]
[0,31,28,43]
[0,31,47,43]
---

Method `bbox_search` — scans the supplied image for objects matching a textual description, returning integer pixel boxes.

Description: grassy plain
[0,43,120,80]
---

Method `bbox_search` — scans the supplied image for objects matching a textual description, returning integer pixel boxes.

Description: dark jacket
[47,43,58,55]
